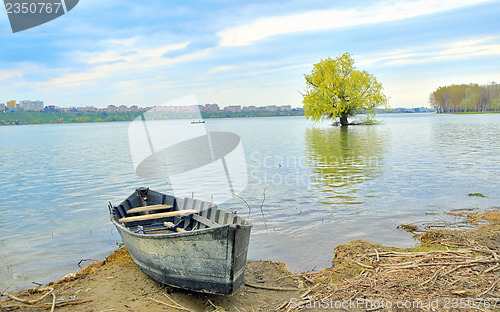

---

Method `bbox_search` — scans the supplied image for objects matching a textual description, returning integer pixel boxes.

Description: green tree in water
[302,53,388,126]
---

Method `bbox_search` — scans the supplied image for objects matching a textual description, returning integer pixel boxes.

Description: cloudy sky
[1,0,499,108]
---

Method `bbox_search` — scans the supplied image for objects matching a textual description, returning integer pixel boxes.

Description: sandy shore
[1,209,499,312]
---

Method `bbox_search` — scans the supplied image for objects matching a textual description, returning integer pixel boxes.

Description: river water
[1,113,499,291]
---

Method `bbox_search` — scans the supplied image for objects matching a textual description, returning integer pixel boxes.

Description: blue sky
[1,0,499,108]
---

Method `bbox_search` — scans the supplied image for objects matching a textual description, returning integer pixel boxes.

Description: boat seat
[118,209,198,223]
[190,214,219,228]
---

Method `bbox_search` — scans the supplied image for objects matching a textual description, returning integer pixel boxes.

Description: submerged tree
[302,53,388,126]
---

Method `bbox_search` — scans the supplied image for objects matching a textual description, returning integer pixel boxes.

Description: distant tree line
[0,108,305,126]
[429,83,500,113]
[0,111,140,125]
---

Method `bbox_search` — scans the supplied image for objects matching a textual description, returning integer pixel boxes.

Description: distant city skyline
[1,96,429,112]
[0,99,302,114]
[0,97,430,115]
[0,98,301,110]
[1,1,499,109]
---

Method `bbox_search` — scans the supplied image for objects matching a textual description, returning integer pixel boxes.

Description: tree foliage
[430,83,500,113]
[302,53,388,126]
[0,111,141,125]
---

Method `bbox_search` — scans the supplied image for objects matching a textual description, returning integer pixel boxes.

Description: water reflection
[305,126,385,205]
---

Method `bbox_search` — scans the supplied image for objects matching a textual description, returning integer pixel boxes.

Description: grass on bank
[458,111,500,114]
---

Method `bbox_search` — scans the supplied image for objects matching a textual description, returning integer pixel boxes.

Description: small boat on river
[109,188,252,295]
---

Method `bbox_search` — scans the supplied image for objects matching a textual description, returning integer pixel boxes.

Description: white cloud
[43,39,208,89]
[205,65,235,74]
[359,36,500,66]
[77,38,190,65]
[433,37,500,61]
[0,70,23,82]
[217,0,491,47]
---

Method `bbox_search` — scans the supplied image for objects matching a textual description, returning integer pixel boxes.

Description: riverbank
[0,110,304,126]
[1,209,499,312]
[458,111,500,114]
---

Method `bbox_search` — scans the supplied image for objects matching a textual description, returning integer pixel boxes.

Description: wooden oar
[127,204,173,214]
[164,222,187,232]
[119,209,198,223]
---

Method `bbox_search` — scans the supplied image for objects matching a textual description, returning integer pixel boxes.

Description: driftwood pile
[278,210,500,312]
[275,242,499,311]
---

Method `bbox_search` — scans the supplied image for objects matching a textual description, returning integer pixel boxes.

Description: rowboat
[108,188,252,295]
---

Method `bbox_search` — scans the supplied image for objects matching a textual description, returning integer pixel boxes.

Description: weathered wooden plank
[191,213,220,228]
[117,205,127,219]
[223,212,230,225]
[127,204,173,214]
[182,214,191,230]
[119,209,197,223]
[198,209,208,229]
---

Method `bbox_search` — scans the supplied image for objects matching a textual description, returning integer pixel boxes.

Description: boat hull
[109,189,251,295]
[113,222,250,294]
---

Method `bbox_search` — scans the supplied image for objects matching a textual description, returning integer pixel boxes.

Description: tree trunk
[340,115,349,126]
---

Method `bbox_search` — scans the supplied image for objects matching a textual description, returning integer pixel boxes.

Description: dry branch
[163,293,192,312]
[300,283,321,298]
[244,282,298,291]
[1,300,91,309]
[49,293,56,312]
[149,296,192,311]
[3,287,54,305]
